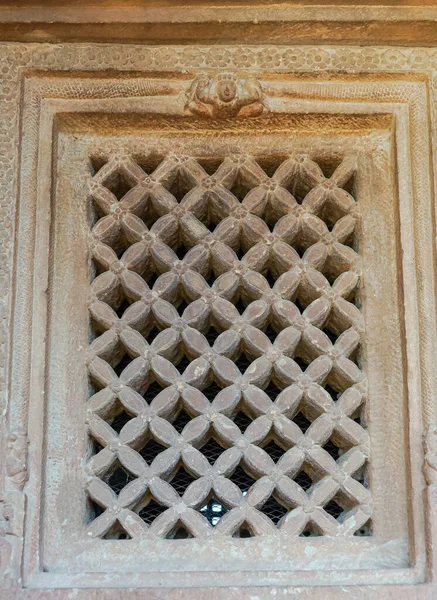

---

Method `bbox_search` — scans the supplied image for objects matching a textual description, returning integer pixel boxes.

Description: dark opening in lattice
[324,385,340,401]
[264,326,278,343]
[204,328,222,346]
[172,410,192,434]
[176,355,191,373]
[166,522,193,539]
[354,520,372,537]
[140,439,167,464]
[200,498,229,525]
[103,524,132,540]
[235,353,252,373]
[202,381,224,401]
[261,496,289,524]
[262,440,286,462]
[107,467,135,495]
[324,499,344,520]
[234,412,252,434]
[138,500,168,525]
[201,438,226,464]
[144,381,164,403]
[293,412,312,434]
[113,355,132,377]
[170,467,196,495]
[323,440,341,460]
[110,411,132,434]
[231,466,256,493]
[301,524,322,538]
[322,328,338,345]
[263,382,281,401]
[295,470,313,491]
[236,523,255,538]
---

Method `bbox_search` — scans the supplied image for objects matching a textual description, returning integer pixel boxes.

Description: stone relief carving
[0,498,13,536]
[0,430,28,587]
[0,492,25,588]
[5,429,28,491]
[184,72,266,118]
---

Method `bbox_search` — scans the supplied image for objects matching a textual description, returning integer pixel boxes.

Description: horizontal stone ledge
[2,5,437,46]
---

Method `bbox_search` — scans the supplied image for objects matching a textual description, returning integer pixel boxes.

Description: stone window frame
[1,42,437,598]
[48,125,378,572]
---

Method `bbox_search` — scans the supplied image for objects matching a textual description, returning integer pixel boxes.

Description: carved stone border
[1,45,437,597]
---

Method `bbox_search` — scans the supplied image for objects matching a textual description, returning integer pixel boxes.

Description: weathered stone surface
[1,5,437,597]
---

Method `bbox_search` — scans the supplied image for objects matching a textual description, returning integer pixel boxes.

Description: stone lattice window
[7,55,432,592]
[85,152,370,540]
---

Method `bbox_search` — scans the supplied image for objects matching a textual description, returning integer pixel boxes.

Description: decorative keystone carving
[5,429,29,492]
[184,72,266,118]
[425,426,437,485]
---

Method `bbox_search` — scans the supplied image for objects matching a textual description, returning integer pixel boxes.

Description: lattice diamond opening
[84,151,370,540]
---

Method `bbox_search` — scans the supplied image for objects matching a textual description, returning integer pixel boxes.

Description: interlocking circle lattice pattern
[85,152,371,540]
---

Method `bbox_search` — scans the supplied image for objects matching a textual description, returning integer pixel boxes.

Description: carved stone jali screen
[87,147,369,536]
[3,33,437,599]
